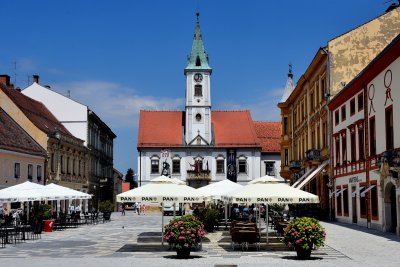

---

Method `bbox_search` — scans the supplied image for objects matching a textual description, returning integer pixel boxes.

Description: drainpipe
[322,47,333,221]
[139,150,142,187]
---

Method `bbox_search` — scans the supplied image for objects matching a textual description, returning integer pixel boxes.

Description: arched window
[172,155,181,174]
[237,155,247,174]
[216,155,225,174]
[150,155,160,174]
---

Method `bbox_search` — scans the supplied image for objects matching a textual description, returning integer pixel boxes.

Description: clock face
[194,73,203,83]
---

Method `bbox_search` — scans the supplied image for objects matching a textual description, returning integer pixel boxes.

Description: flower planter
[43,219,55,232]
[295,246,312,260]
[176,248,191,259]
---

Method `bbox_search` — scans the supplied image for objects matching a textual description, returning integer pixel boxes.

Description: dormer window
[196,56,201,66]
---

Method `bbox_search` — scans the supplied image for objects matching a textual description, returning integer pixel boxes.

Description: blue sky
[0,0,394,175]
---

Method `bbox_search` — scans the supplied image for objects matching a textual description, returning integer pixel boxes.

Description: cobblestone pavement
[1,211,400,267]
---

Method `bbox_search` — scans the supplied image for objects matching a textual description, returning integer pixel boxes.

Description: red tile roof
[0,85,73,138]
[137,110,264,148]
[253,121,281,153]
[0,108,47,157]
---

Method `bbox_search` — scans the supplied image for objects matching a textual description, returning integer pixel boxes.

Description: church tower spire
[185,13,212,74]
[280,64,295,103]
[184,13,212,146]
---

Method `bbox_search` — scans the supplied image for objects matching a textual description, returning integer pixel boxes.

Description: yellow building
[278,7,400,219]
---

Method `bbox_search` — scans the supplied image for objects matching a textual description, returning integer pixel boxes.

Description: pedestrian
[136,202,141,215]
[142,204,146,215]
[121,203,126,216]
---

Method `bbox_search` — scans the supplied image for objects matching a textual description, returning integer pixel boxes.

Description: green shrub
[99,200,114,213]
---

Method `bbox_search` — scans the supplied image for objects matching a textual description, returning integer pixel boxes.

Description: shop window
[336,186,342,216]
[371,181,379,220]
[343,186,349,216]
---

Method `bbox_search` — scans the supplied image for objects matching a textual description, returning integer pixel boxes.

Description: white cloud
[216,87,284,121]
[53,80,184,129]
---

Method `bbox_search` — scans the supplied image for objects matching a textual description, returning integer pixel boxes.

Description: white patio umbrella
[116,175,205,244]
[44,183,91,200]
[1,181,45,202]
[0,190,17,203]
[172,178,186,185]
[248,175,285,184]
[197,179,243,201]
[222,181,319,246]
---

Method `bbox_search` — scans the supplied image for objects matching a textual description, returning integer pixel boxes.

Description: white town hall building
[137,13,281,187]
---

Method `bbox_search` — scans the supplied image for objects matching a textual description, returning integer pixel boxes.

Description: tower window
[194,85,202,96]
[196,56,201,66]
[195,113,202,121]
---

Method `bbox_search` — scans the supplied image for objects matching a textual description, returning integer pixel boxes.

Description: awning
[335,187,347,197]
[360,185,376,197]
[329,188,341,198]
[294,160,329,189]
[291,166,317,188]
[351,186,365,197]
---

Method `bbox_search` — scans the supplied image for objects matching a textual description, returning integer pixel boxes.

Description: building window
[335,138,340,167]
[360,182,367,218]
[342,132,347,164]
[343,186,349,216]
[60,155,64,174]
[238,157,247,174]
[385,105,393,150]
[317,125,320,149]
[369,117,376,156]
[78,160,81,176]
[28,164,33,180]
[350,98,355,116]
[14,163,20,178]
[265,161,275,176]
[321,77,326,99]
[216,158,225,174]
[284,149,288,166]
[51,153,55,172]
[310,91,314,110]
[341,105,346,122]
[195,113,202,122]
[67,157,70,174]
[73,159,76,175]
[335,110,339,125]
[37,165,42,181]
[336,186,342,216]
[151,158,159,174]
[322,122,327,148]
[194,85,202,97]
[371,181,378,220]
[172,159,180,174]
[283,117,288,135]
[350,129,356,162]
[358,124,365,160]
[358,92,364,111]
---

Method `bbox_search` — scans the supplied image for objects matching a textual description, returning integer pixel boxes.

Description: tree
[125,168,138,189]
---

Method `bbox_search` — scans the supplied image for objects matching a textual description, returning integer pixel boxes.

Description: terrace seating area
[230,220,261,251]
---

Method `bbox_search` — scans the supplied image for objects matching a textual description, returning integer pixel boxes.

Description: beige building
[278,7,400,219]
[0,75,90,210]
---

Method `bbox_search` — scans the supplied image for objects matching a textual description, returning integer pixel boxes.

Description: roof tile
[253,121,281,152]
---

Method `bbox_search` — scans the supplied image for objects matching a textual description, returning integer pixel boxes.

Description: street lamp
[54,130,61,182]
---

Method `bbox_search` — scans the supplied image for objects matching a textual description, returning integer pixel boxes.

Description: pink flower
[191,234,195,237]
[179,236,185,240]
[180,227,184,230]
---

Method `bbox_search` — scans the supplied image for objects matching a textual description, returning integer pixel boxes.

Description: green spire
[185,13,212,73]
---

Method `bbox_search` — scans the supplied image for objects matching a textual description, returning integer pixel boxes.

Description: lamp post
[54,130,61,181]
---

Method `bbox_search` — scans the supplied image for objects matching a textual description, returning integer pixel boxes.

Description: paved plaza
[1,211,400,267]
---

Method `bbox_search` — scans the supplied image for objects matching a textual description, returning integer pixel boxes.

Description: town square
[1,1,400,266]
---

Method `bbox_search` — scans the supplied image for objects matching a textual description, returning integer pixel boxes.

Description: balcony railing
[305,149,321,161]
[186,170,211,180]
[289,160,301,171]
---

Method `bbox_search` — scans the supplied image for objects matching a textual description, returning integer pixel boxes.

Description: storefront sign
[349,176,361,184]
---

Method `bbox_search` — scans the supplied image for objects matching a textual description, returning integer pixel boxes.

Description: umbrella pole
[266,204,269,248]
[224,203,228,230]
[161,202,164,246]
[173,202,176,219]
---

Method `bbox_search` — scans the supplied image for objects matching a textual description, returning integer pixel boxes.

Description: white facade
[22,83,88,145]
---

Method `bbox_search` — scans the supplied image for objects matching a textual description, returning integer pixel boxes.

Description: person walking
[136,202,141,215]
[121,203,126,216]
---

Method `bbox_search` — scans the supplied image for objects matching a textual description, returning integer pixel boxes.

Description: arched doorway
[384,182,397,232]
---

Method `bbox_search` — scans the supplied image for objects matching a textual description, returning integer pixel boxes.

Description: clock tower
[184,13,213,146]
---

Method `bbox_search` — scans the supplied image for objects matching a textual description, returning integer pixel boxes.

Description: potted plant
[198,205,219,232]
[164,214,207,259]
[99,200,113,221]
[33,203,54,232]
[282,217,326,260]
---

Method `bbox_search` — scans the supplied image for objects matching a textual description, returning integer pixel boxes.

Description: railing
[186,170,211,180]
[289,160,301,171]
[305,149,321,161]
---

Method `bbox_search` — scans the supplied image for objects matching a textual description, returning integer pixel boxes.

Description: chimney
[33,74,39,84]
[0,74,11,86]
